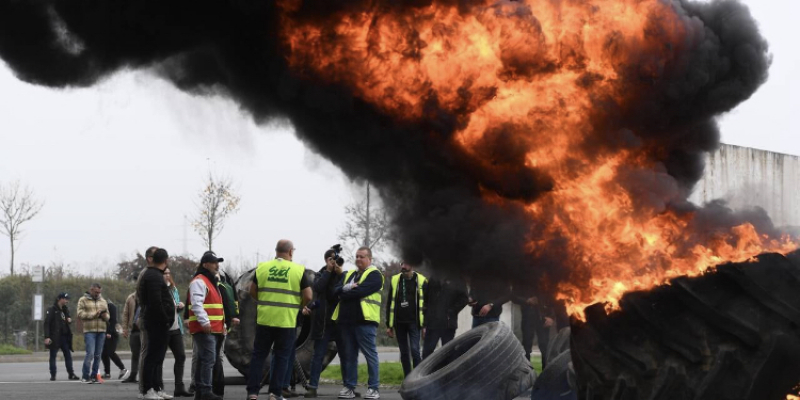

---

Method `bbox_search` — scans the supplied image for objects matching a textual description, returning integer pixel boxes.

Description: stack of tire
[531,327,577,400]
[570,251,800,400]
[400,321,535,400]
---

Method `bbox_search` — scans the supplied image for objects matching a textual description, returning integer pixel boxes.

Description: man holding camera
[77,283,110,383]
[305,246,346,397]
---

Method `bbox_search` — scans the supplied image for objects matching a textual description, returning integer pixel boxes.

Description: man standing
[421,274,468,359]
[121,291,139,383]
[333,247,384,400]
[511,287,554,367]
[187,251,226,400]
[246,240,312,400]
[137,248,176,400]
[77,283,109,384]
[305,248,345,398]
[101,299,129,380]
[385,261,427,377]
[468,279,510,328]
[44,292,79,381]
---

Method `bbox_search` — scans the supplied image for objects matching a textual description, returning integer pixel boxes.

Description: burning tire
[400,321,535,400]
[571,251,800,400]
[224,268,338,385]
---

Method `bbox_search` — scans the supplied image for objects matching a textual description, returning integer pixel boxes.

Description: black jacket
[44,301,73,350]
[105,302,119,336]
[137,266,176,330]
[423,277,469,330]
[469,279,511,318]
[311,266,343,339]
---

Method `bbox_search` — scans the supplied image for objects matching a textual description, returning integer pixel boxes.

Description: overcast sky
[0,0,797,277]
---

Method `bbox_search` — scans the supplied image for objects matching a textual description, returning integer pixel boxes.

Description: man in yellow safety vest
[246,240,312,400]
[385,261,427,377]
[333,247,384,399]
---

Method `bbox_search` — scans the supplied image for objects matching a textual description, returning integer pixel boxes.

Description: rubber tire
[224,268,338,385]
[400,321,535,400]
[531,349,578,400]
[571,251,800,400]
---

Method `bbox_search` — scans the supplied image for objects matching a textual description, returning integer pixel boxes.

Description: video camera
[330,244,345,267]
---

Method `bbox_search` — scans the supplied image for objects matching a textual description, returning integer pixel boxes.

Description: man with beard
[137,248,176,400]
[385,261,427,377]
[77,283,109,384]
[188,251,227,400]
[44,292,79,381]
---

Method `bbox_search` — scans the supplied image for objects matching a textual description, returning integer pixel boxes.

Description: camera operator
[305,246,346,398]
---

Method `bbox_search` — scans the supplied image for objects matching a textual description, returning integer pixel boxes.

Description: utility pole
[364,183,371,247]
[182,214,188,256]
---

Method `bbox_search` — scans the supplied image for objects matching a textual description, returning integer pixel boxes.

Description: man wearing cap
[188,251,226,400]
[44,292,79,381]
[246,240,312,400]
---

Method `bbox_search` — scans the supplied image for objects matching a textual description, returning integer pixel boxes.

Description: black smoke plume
[0,0,772,300]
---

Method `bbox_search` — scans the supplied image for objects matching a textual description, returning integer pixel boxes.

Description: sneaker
[119,368,130,380]
[92,377,101,384]
[80,378,93,384]
[102,373,111,379]
[95,373,104,383]
[68,373,80,381]
[157,390,174,399]
[305,388,317,398]
[338,387,356,399]
[268,394,285,400]
[364,388,380,399]
[143,389,163,400]
[283,388,298,398]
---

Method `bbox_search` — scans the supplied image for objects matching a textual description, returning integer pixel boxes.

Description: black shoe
[174,383,193,397]
[50,375,56,381]
[102,373,111,379]
[91,378,99,384]
[121,377,138,384]
[283,388,298,398]
[68,373,79,381]
[305,388,318,398]
[199,392,222,400]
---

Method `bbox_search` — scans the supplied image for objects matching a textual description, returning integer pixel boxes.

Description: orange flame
[277,0,797,316]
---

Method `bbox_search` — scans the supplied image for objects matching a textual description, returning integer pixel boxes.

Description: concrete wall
[689,144,800,228]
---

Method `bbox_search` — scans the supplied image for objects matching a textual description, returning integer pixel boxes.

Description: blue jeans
[193,333,219,395]
[394,322,421,376]
[472,316,500,328]
[340,323,379,390]
[49,334,74,376]
[246,325,296,397]
[308,323,343,389]
[82,332,106,380]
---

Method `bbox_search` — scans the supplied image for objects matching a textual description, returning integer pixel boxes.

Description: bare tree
[191,173,241,251]
[338,183,391,257]
[0,180,44,275]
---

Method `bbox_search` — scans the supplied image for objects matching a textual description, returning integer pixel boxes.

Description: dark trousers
[394,322,421,376]
[141,325,169,393]
[308,323,342,389]
[49,334,74,377]
[102,333,125,374]
[521,306,550,367]
[128,330,141,380]
[246,325,296,397]
[155,330,186,386]
[422,328,456,359]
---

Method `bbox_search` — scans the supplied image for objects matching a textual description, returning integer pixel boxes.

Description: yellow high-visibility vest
[388,272,426,328]
[255,258,305,328]
[332,266,383,323]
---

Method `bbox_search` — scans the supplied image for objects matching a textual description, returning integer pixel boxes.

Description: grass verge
[319,355,543,386]
[0,344,33,355]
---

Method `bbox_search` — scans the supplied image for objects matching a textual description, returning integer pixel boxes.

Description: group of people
[45,240,562,400]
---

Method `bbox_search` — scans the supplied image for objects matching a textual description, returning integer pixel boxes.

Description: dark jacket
[423,277,469,330]
[469,279,510,319]
[217,271,239,330]
[137,266,176,330]
[386,272,427,327]
[44,301,73,350]
[311,266,343,339]
[334,268,384,325]
[105,301,119,336]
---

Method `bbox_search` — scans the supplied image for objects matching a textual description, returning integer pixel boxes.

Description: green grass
[0,344,32,355]
[319,355,543,386]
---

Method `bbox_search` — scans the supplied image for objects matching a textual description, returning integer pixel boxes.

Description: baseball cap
[57,292,70,300]
[200,251,224,264]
